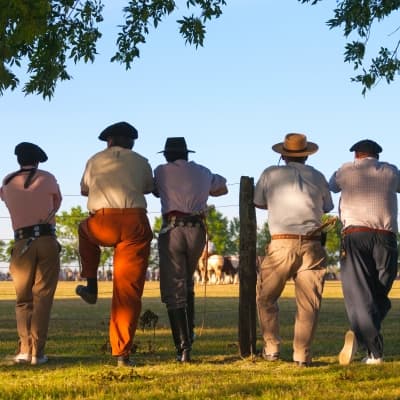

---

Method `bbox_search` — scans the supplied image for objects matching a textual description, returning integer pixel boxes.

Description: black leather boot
[186,291,195,344]
[167,308,192,362]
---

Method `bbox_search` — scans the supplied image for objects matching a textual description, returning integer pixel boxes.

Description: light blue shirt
[154,160,227,215]
[329,157,400,232]
[254,162,334,235]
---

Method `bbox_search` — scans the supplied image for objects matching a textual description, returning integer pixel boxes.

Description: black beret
[350,139,382,154]
[98,122,138,141]
[14,142,48,163]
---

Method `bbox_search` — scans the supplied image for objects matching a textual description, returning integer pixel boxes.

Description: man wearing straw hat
[153,137,228,362]
[254,133,334,367]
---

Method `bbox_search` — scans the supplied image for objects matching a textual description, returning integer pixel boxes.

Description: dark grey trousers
[158,225,206,309]
[340,230,398,358]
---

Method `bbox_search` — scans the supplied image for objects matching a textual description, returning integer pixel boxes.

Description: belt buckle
[33,225,41,237]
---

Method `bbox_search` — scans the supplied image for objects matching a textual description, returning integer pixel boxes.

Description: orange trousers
[78,208,153,356]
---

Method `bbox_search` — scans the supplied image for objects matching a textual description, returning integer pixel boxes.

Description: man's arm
[210,184,228,197]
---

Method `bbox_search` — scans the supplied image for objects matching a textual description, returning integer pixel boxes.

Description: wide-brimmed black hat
[98,121,138,141]
[350,139,382,154]
[158,137,195,153]
[14,142,48,163]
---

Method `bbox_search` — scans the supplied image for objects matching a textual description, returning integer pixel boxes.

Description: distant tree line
[0,206,353,272]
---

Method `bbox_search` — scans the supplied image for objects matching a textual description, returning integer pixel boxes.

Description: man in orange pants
[76,122,154,367]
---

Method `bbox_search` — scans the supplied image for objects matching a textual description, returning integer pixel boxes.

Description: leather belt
[160,213,205,233]
[163,211,192,219]
[14,224,56,241]
[342,226,394,236]
[271,234,321,241]
[94,208,146,215]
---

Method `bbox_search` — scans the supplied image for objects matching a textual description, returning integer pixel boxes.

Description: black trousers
[340,230,398,357]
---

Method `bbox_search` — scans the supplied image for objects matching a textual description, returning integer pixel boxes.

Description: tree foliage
[300,0,400,94]
[56,205,113,271]
[0,0,226,99]
[2,0,399,98]
[1,0,104,99]
[256,221,270,257]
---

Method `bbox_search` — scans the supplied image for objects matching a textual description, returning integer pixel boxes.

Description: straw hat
[272,133,318,157]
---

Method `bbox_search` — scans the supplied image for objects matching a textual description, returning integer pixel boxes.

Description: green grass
[1,280,400,399]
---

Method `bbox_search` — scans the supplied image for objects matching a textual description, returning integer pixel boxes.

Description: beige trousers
[256,238,326,363]
[10,236,60,357]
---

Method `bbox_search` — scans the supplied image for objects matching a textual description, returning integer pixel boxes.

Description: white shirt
[81,146,154,213]
[254,162,334,235]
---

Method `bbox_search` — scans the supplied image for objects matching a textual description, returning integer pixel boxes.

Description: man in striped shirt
[330,139,400,365]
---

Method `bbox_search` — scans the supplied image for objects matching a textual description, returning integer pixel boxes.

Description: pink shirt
[0,167,62,230]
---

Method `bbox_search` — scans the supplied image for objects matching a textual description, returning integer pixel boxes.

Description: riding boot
[167,308,192,362]
[186,291,195,344]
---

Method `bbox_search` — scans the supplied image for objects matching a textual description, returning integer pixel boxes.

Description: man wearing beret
[76,121,154,367]
[1,142,62,365]
[329,139,400,365]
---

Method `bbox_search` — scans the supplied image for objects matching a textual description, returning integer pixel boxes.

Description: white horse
[197,254,239,284]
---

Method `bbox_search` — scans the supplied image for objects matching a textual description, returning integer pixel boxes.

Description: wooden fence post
[238,176,257,357]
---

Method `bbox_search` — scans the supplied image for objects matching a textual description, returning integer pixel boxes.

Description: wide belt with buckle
[14,224,56,241]
[160,212,205,234]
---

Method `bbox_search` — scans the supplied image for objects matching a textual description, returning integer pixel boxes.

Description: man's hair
[283,155,308,164]
[108,135,134,149]
[165,151,188,162]
[17,154,38,166]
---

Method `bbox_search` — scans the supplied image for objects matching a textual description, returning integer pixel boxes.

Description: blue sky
[1,0,399,242]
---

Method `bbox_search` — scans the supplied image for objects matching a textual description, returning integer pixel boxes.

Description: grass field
[0,280,400,400]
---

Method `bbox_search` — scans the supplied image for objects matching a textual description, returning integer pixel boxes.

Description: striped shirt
[329,157,400,232]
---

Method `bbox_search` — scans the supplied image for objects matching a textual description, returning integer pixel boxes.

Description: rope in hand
[305,216,339,237]
[198,218,209,338]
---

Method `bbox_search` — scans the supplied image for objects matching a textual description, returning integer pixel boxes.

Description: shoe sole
[75,286,97,304]
[339,330,358,365]
[31,356,48,365]
[13,359,31,364]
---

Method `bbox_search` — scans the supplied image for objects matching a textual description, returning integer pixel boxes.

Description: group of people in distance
[1,123,398,369]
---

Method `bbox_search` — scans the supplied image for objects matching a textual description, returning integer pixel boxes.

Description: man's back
[329,158,400,231]
[154,159,226,215]
[254,162,333,235]
[81,146,153,212]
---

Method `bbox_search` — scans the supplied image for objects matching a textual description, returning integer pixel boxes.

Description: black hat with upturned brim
[98,122,138,141]
[14,142,48,163]
[350,139,382,154]
[158,137,195,154]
